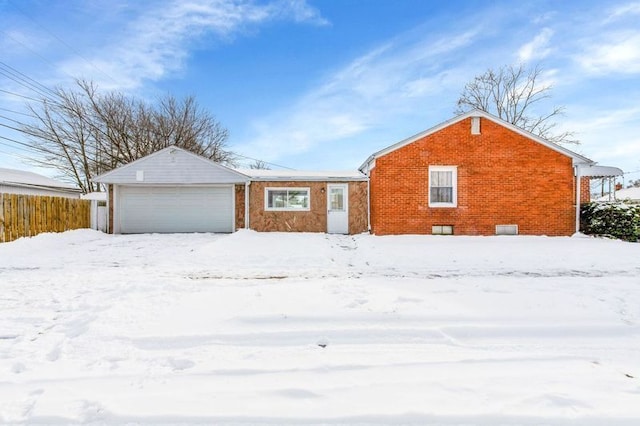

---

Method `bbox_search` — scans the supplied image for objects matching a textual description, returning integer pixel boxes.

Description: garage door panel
[119,186,233,233]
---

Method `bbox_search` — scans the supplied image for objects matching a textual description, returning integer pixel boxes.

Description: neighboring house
[93,147,368,235]
[359,110,622,236]
[94,110,622,236]
[0,168,81,198]
[597,187,640,203]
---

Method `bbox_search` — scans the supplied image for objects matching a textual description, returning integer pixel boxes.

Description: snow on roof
[597,187,640,202]
[0,167,79,191]
[81,192,108,201]
[236,169,367,181]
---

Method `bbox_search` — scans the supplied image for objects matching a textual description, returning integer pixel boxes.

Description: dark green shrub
[581,202,640,242]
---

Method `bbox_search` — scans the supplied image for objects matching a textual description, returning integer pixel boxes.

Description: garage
[93,147,249,234]
[118,185,234,233]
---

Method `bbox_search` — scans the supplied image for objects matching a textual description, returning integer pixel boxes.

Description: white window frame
[428,166,458,208]
[265,187,311,211]
[496,225,519,235]
[432,225,454,235]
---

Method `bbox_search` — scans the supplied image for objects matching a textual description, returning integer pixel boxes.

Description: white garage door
[118,186,234,233]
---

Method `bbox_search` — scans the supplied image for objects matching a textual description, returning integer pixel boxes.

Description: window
[265,187,310,211]
[471,116,481,135]
[496,225,518,235]
[432,225,453,235]
[429,166,457,207]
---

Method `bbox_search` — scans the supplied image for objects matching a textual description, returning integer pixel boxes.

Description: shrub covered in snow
[581,202,640,242]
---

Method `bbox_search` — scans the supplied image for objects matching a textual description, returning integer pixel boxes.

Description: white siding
[0,184,80,198]
[118,186,234,233]
[95,147,248,185]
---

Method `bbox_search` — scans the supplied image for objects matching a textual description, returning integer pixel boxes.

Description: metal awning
[578,165,623,177]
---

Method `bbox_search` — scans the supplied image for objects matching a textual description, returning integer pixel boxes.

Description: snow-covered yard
[1,230,639,424]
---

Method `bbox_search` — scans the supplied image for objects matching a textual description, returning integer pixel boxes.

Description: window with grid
[429,166,457,207]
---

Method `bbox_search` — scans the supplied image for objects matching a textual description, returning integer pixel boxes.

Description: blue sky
[1,0,639,183]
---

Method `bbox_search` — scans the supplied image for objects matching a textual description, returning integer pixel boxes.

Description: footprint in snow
[167,357,195,371]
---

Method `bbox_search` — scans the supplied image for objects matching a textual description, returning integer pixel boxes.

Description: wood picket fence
[0,193,91,243]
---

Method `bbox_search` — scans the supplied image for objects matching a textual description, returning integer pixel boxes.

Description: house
[94,110,622,236]
[0,168,81,198]
[359,109,622,236]
[93,147,368,234]
[597,187,640,203]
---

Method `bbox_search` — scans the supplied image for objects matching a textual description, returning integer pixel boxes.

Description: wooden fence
[0,193,91,243]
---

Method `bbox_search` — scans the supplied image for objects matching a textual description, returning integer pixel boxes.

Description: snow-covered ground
[1,230,639,424]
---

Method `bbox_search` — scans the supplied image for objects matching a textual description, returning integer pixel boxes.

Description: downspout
[367,175,371,232]
[245,180,250,230]
[575,165,581,234]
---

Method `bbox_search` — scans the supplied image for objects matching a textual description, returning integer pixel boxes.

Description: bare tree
[455,64,577,145]
[23,80,233,192]
[249,159,270,170]
[627,179,640,188]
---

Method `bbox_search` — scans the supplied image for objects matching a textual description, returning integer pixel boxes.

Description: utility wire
[0,106,34,118]
[6,0,121,86]
[232,152,296,170]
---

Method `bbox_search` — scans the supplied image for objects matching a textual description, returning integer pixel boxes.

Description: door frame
[327,183,349,234]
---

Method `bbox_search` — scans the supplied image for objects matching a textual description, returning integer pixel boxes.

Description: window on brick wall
[432,225,454,235]
[265,187,310,211]
[429,166,457,207]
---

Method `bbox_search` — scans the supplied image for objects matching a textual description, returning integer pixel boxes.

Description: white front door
[327,183,348,234]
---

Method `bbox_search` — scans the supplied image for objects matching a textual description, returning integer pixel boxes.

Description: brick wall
[249,181,368,234]
[370,117,579,236]
[235,184,245,230]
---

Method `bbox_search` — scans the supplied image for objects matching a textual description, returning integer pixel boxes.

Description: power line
[0,134,35,152]
[0,88,46,103]
[0,28,79,84]
[233,152,296,170]
[6,0,120,86]
[0,61,58,98]
[0,106,34,118]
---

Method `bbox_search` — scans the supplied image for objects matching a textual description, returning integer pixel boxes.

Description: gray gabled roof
[0,167,80,193]
[359,109,594,172]
[93,146,249,184]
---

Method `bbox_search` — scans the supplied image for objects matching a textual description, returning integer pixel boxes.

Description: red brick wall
[580,176,590,203]
[370,117,578,236]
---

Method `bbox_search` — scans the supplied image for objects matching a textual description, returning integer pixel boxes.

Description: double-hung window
[265,187,310,211]
[429,166,457,207]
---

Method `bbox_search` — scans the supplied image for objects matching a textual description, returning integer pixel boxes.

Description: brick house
[359,109,621,236]
[94,110,621,236]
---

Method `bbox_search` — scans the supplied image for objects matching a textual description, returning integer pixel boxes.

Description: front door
[327,184,348,234]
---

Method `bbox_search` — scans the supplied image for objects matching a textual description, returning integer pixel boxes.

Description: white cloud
[518,28,554,62]
[561,106,640,171]
[604,1,640,22]
[577,32,640,74]
[57,0,327,90]
[235,28,481,161]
